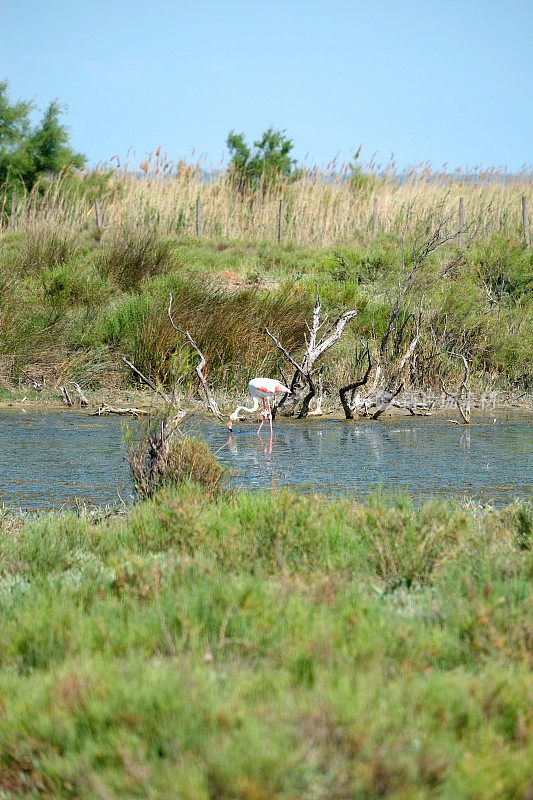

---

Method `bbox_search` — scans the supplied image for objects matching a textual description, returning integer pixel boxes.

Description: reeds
[103,279,313,387]
[5,155,533,248]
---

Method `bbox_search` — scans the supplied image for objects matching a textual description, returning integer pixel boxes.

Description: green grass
[0,225,531,396]
[0,485,531,798]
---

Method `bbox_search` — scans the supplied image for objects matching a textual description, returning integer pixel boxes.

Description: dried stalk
[440,353,471,424]
[167,293,224,420]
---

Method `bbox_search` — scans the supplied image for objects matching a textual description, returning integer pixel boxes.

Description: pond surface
[0,409,531,511]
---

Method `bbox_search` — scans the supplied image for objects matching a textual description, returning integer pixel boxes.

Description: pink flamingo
[227,378,291,435]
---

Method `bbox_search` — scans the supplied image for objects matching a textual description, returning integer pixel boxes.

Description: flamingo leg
[257,399,266,434]
[267,397,273,436]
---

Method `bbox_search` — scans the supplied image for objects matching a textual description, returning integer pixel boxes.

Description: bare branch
[371,382,404,420]
[70,381,89,407]
[308,367,324,416]
[122,357,171,403]
[440,352,471,424]
[267,292,357,418]
[339,343,372,420]
[296,373,316,418]
[265,328,305,375]
[313,309,358,362]
[59,386,72,407]
[168,293,224,420]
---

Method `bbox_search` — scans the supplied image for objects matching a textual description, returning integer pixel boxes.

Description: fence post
[277,199,283,244]
[372,197,378,238]
[196,197,201,236]
[458,197,464,245]
[9,192,16,230]
[522,197,530,248]
[94,198,102,232]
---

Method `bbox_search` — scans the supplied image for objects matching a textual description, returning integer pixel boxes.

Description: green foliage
[348,162,378,197]
[97,273,312,388]
[0,227,531,392]
[11,222,81,274]
[130,430,225,499]
[467,232,533,300]
[0,80,85,196]
[97,224,173,290]
[226,127,298,190]
[0,488,531,797]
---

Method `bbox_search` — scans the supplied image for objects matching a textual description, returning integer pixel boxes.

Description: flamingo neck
[230,396,259,420]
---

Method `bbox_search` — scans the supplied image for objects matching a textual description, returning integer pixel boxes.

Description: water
[0,409,130,511]
[0,409,531,511]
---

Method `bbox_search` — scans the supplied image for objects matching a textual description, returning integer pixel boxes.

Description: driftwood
[90,403,149,418]
[266,294,357,418]
[70,382,89,407]
[440,353,471,424]
[59,386,72,407]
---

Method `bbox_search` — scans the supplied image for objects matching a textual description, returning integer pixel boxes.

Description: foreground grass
[0,486,531,798]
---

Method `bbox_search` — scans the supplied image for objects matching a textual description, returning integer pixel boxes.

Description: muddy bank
[1,386,531,420]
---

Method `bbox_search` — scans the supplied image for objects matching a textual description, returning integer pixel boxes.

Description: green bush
[97,224,173,290]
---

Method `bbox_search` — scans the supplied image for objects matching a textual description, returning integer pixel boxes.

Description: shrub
[97,225,173,290]
[12,222,80,274]
[164,436,224,496]
[128,416,224,499]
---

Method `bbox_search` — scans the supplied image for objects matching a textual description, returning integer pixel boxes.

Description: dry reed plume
[5,153,533,247]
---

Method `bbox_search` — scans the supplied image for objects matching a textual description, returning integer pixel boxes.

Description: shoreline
[1,387,531,418]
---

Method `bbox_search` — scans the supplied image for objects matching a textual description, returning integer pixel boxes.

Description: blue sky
[1,0,531,172]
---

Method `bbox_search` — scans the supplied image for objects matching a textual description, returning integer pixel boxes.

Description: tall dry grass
[5,156,533,248]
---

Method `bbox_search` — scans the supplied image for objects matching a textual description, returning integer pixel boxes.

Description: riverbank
[1,385,531,417]
[0,483,531,798]
[1,226,531,404]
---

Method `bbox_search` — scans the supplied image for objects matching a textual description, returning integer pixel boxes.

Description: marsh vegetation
[0,484,531,798]
[0,167,531,408]
[0,150,532,798]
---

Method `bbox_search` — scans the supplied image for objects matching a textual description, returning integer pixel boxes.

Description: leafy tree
[0,81,85,193]
[226,128,298,189]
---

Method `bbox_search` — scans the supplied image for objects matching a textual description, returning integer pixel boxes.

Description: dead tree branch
[371,382,405,420]
[339,342,372,420]
[122,357,171,403]
[308,366,324,416]
[59,386,72,407]
[168,293,224,421]
[70,382,89,407]
[264,328,306,377]
[340,202,482,420]
[267,294,357,418]
[440,353,471,424]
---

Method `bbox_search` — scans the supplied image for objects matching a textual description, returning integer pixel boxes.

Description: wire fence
[3,167,532,249]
